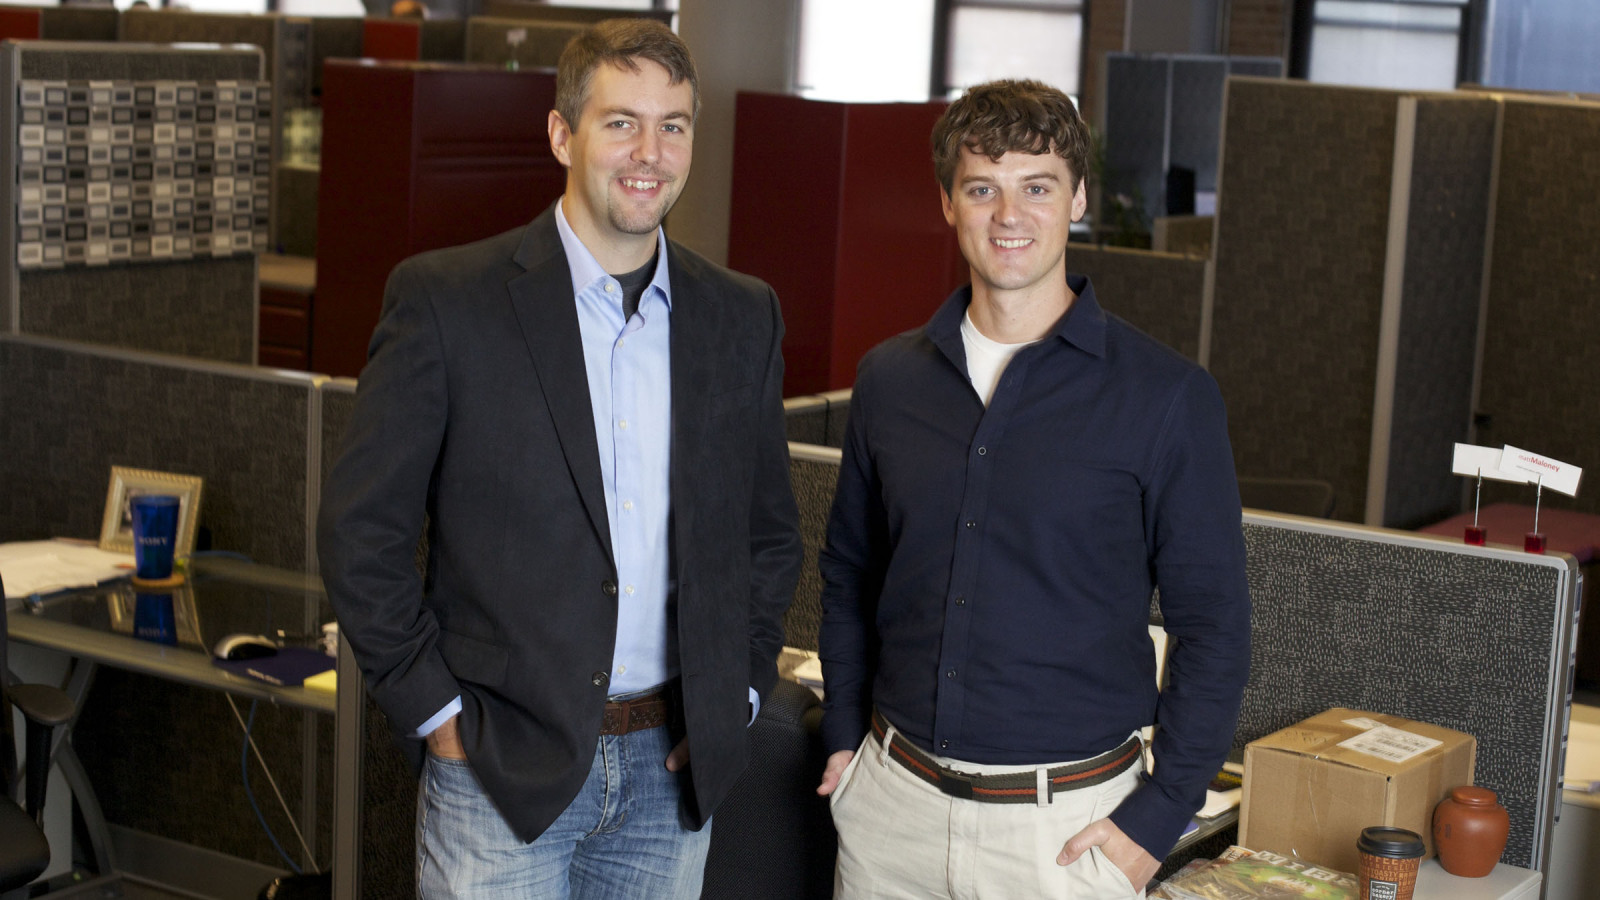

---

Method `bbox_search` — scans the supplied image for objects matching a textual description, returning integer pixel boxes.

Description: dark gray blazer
[317,204,802,842]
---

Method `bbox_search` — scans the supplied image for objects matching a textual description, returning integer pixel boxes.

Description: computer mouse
[213,634,280,660]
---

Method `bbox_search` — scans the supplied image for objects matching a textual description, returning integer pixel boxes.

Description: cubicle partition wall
[1474,96,1600,517]
[0,42,268,364]
[1207,79,1495,529]
[1235,512,1576,873]
[0,5,119,42]
[782,389,850,449]
[0,333,335,880]
[1098,53,1284,226]
[0,334,319,570]
[1062,244,1206,361]
[313,60,564,378]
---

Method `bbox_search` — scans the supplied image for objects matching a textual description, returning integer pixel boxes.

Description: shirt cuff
[748,686,760,725]
[415,696,462,738]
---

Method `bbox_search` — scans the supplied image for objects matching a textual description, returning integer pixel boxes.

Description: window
[1308,0,1467,91]
[795,0,935,102]
[942,0,1083,99]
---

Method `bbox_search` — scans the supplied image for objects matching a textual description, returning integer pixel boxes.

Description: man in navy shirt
[816,79,1251,898]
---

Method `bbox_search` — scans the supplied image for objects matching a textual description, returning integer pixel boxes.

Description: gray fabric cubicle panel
[1209,79,1399,524]
[1101,54,1169,228]
[2,43,266,365]
[1474,97,1600,517]
[118,10,312,110]
[19,260,258,364]
[786,444,842,653]
[1379,97,1498,529]
[1168,58,1227,195]
[1064,245,1205,361]
[1237,514,1573,872]
[0,335,316,570]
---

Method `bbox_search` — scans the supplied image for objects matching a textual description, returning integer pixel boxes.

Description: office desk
[7,558,334,891]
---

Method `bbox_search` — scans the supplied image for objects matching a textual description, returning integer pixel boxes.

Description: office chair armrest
[8,683,73,822]
[9,684,73,729]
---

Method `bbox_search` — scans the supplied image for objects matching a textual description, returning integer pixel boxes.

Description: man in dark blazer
[317,19,802,899]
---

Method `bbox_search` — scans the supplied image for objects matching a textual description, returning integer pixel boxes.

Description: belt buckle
[939,770,975,800]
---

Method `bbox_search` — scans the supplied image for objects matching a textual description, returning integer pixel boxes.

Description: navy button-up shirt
[818,275,1251,859]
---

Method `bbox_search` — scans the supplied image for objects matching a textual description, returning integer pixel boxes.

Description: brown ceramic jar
[1433,785,1510,877]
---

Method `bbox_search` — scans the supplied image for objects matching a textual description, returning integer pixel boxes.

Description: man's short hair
[932,79,1091,195]
[555,18,700,129]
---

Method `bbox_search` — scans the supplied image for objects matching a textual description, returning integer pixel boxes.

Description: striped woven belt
[870,708,1142,804]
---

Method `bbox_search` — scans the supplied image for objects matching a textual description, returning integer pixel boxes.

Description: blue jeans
[415,723,712,899]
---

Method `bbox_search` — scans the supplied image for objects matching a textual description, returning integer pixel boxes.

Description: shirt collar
[928,272,1107,359]
[554,197,674,310]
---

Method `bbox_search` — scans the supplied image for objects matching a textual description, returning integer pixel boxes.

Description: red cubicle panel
[313,60,566,378]
[362,18,422,61]
[728,92,965,397]
[0,8,41,41]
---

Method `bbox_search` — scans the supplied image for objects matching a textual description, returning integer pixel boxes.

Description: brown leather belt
[600,688,672,736]
[870,708,1142,804]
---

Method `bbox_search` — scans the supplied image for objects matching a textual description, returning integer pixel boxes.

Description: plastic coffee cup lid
[1357,826,1425,859]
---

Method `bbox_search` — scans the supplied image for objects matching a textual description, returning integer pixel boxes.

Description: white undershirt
[961,309,1040,406]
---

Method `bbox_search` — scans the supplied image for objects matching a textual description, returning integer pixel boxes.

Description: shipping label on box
[1238,708,1476,874]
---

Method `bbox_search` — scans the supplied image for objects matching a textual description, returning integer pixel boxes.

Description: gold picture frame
[99,466,204,558]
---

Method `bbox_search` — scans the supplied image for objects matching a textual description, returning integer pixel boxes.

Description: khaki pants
[830,725,1146,900]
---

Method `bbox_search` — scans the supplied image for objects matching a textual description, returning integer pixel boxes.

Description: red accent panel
[313,61,563,378]
[362,19,422,62]
[728,92,963,397]
[0,9,42,41]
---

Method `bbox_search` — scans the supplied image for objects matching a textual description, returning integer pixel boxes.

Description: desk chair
[0,574,76,895]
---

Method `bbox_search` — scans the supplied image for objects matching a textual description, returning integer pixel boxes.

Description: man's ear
[548,109,573,168]
[940,185,956,226]
[1070,179,1087,223]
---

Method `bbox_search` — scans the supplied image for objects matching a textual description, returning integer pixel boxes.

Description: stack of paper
[0,539,133,601]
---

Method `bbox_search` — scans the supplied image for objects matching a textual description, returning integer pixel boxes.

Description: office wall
[673,0,799,266]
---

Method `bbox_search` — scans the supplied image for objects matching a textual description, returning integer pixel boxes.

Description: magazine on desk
[1153,846,1356,900]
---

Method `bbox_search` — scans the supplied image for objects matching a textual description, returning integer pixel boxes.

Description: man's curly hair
[932,79,1090,195]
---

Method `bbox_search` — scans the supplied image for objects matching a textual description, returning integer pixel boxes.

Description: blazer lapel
[506,210,614,565]
[668,243,716,544]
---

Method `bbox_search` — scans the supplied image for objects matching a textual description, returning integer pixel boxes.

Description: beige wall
[671,0,801,265]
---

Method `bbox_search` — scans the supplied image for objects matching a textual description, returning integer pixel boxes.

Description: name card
[1498,445,1582,497]
[1451,443,1532,484]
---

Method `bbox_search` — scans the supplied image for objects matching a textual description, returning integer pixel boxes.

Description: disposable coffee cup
[1357,826,1424,900]
[131,494,180,579]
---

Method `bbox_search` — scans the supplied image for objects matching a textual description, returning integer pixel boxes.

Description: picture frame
[99,466,204,558]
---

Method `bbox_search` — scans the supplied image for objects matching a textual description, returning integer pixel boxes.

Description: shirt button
[946,669,956,679]
[604,282,615,293]
[940,740,950,750]
[618,419,628,430]
[622,500,634,511]
[965,520,975,529]
[592,671,609,686]
[616,665,626,675]
[624,585,635,595]
[616,338,626,348]
[976,446,986,456]
[602,580,618,597]
[955,596,966,606]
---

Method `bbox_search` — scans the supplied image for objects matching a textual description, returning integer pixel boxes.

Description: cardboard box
[1239,708,1476,874]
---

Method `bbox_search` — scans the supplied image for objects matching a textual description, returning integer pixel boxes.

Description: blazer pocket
[437,630,510,687]
[707,384,754,419]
